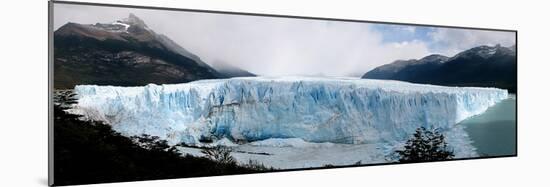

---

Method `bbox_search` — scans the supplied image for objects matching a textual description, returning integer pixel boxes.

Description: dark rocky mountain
[362,45,517,92]
[210,61,256,78]
[364,54,448,81]
[54,14,250,89]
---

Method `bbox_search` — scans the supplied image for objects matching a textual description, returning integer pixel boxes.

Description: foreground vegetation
[53,91,460,185]
[53,93,271,186]
[392,127,455,162]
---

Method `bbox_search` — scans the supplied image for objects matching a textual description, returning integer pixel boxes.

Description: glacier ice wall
[73,77,508,147]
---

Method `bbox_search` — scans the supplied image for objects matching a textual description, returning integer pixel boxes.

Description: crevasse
[72,77,508,146]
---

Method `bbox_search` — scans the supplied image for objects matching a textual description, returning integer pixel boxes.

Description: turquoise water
[460,95,517,157]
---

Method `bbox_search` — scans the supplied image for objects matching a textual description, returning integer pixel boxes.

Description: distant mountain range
[54,14,254,89]
[362,45,517,92]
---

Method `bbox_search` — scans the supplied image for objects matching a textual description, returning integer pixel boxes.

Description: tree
[131,134,177,153]
[201,146,236,165]
[394,127,454,163]
[52,90,268,186]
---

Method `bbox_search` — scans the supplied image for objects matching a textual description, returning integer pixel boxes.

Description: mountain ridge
[362,45,517,92]
[54,14,253,89]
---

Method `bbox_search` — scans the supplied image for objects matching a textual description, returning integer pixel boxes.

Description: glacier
[72,77,508,151]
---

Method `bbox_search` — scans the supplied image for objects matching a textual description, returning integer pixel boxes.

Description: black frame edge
[48,1,55,186]
[51,0,517,33]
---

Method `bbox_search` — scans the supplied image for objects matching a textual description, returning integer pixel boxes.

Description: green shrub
[393,127,454,163]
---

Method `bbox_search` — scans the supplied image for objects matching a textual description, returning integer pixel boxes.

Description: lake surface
[460,95,516,157]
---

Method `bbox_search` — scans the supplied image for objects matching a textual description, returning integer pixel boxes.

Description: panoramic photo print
[51,2,517,186]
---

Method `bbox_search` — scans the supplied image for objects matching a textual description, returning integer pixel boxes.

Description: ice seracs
[73,77,508,148]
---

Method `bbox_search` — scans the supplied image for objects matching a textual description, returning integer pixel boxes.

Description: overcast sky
[54,3,516,77]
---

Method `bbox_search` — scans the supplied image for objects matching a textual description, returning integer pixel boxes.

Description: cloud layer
[428,28,516,56]
[54,4,515,77]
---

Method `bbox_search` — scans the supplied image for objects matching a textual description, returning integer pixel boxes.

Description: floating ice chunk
[249,138,334,148]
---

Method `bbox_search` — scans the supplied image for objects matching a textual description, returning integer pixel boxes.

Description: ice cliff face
[73,77,508,146]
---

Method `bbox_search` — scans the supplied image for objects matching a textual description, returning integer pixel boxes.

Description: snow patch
[112,21,130,32]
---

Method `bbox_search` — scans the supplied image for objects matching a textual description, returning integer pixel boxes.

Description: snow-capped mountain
[362,45,517,92]
[448,44,515,61]
[54,14,251,88]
